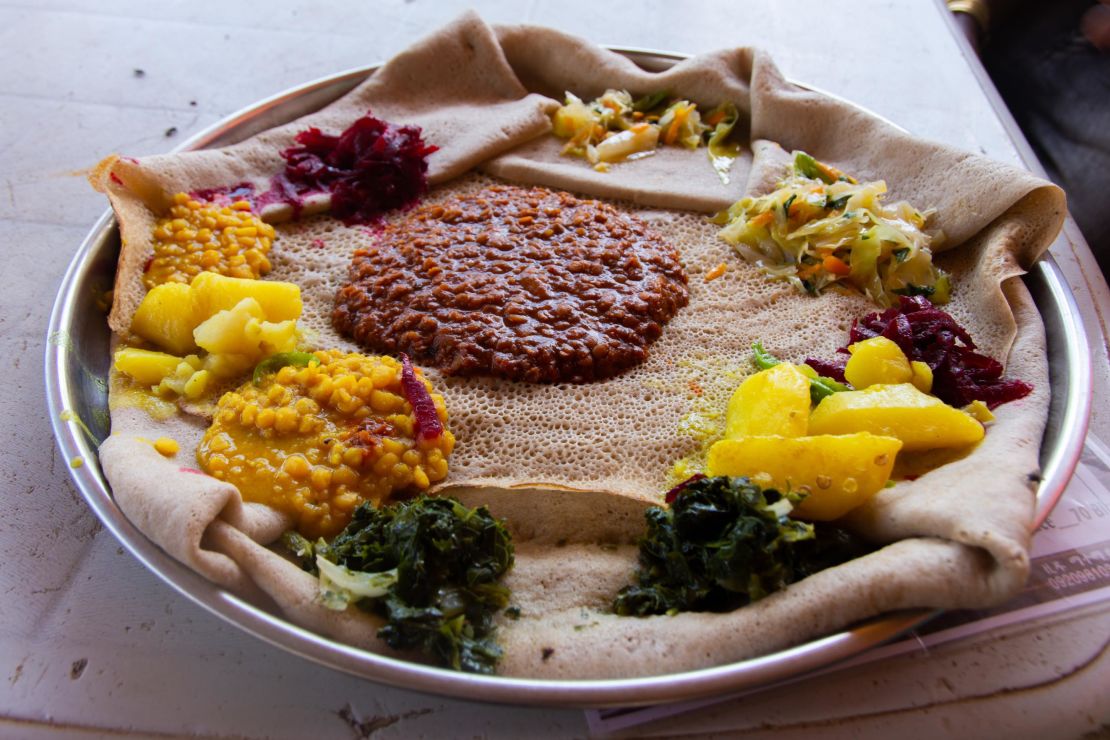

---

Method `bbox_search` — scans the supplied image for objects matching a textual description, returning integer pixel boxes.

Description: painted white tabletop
[3,1,1108,737]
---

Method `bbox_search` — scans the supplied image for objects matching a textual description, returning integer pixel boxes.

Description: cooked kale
[893,283,936,298]
[782,193,797,217]
[281,530,317,571]
[614,476,873,616]
[287,496,514,674]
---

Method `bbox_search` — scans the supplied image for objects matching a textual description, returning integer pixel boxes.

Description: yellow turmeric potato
[190,272,302,322]
[113,347,183,386]
[192,297,298,357]
[725,363,811,438]
[843,336,912,389]
[131,274,300,355]
[706,433,902,520]
[910,360,933,393]
[130,282,198,354]
[963,400,995,423]
[809,383,985,451]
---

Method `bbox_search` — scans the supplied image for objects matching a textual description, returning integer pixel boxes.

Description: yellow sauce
[107,386,178,421]
[59,409,97,444]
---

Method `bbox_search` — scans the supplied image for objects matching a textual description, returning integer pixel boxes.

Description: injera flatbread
[90,12,1065,679]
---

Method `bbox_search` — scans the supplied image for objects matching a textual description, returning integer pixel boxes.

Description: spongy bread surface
[274,172,1033,506]
[92,12,1063,679]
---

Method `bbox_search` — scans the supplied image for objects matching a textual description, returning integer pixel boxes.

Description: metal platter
[45,49,1092,708]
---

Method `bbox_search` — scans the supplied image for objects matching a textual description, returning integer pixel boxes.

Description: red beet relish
[278,111,437,225]
[807,296,1032,409]
[665,474,706,504]
[185,113,436,224]
[399,354,444,443]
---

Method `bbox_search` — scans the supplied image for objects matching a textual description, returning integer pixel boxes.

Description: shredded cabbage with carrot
[714,151,949,306]
[550,89,741,182]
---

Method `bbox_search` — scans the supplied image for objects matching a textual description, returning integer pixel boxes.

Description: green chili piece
[252,351,319,385]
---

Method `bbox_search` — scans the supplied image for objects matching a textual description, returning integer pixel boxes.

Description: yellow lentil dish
[144,193,275,289]
[197,350,455,538]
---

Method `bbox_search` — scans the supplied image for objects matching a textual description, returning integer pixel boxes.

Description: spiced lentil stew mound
[333,185,690,383]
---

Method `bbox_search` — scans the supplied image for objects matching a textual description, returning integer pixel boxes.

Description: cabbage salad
[715,151,949,306]
[550,89,742,182]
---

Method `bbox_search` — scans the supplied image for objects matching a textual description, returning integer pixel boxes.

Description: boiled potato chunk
[202,352,255,378]
[725,363,811,439]
[190,272,302,322]
[551,97,591,138]
[130,282,198,354]
[131,274,300,354]
[809,383,984,451]
[963,400,995,423]
[910,361,933,393]
[154,359,210,400]
[193,298,264,354]
[113,347,183,385]
[131,274,301,356]
[706,433,902,520]
[124,277,302,401]
[193,298,297,356]
[844,336,912,389]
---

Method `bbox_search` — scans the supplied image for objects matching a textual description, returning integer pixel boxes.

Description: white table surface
[3,1,1108,737]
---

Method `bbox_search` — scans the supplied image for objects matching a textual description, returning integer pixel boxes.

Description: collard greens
[614,476,873,616]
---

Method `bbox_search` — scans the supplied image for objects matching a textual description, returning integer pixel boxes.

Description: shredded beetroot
[665,474,706,504]
[837,296,1032,408]
[804,356,848,383]
[278,111,438,225]
[181,113,435,222]
[190,182,256,205]
[399,353,444,442]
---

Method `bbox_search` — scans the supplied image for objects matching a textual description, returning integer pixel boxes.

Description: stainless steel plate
[45,49,1092,708]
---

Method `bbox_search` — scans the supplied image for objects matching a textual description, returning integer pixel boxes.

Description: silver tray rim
[45,47,1093,708]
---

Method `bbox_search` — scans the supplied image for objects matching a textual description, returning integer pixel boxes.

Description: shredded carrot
[748,211,774,228]
[816,161,856,184]
[663,104,691,146]
[822,254,852,276]
[704,262,728,281]
[788,200,820,223]
[704,109,726,127]
[815,161,838,182]
[663,122,679,146]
